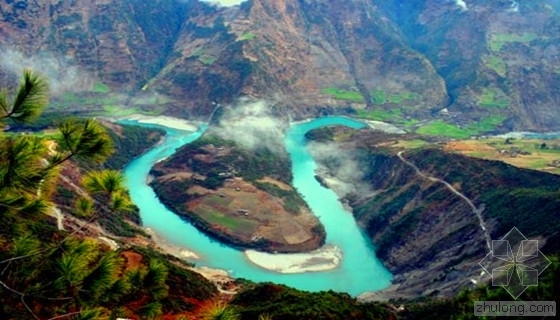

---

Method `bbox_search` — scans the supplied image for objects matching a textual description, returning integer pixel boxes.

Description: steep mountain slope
[377,0,560,130]
[307,127,560,298]
[0,0,185,90]
[146,0,448,117]
[0,0,558,130]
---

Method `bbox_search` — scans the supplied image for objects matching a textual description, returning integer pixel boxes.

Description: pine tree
[0,70,130,319]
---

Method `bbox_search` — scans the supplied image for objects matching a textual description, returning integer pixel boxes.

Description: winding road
[397,151,492,250]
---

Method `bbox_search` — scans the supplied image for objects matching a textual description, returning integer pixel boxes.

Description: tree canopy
[0,70,216,319]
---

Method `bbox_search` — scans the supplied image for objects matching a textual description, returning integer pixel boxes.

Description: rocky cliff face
[144,0,448,117]
[236,0,448,112]
[378,0,560,130]
[0,0,184,90]
[308,127,560,298]
[0,0,558,130]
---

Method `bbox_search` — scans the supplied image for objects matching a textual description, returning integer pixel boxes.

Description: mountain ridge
[0,0,558,131]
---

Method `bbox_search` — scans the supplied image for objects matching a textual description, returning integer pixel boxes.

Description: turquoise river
[122,116,392,296]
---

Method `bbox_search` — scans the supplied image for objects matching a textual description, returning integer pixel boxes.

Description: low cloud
[0,48,90,94]
[307,141,371,198]
[213,99,286,153]
[200,0,247,7]
[455,0,468,11]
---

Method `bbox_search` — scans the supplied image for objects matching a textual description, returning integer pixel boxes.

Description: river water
[122,116,392,295]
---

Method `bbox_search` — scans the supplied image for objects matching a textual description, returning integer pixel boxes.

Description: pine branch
[0,278,40,320]
[0,210,101,265]
[3,69,49,124]
[21,296,40,320]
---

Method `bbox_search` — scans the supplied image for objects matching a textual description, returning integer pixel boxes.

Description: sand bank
[364,120,405,134]
[123,114,199,132]
[245,245,342,273]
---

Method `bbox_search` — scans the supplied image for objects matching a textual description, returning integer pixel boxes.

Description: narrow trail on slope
[52,207,64,231]
[397,151,492,250]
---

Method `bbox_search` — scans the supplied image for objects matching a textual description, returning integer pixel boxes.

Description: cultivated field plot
[445,138,560,175]
[187,177,318,249]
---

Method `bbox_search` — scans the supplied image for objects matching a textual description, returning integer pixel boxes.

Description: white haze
[215,100,371,197]
[454,0,522,12]
[201,0,246,7]
[455,0,468,11]
[509,0,519,12]
[0,48,90,94]
[214,100,286,153]
[307,141,371,198]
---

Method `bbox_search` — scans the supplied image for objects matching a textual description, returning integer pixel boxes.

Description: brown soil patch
[282,221,312,244]
[187,185,214,196]
[122,250,144,270]
[257,177,293,191]
[159,171,194,182]
[99,120,124,137]
[444,141,495,153]
[187,178,321,252]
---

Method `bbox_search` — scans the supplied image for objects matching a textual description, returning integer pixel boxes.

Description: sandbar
[363,120,405,134]
[122,114,199,132]
[245,245,342,273]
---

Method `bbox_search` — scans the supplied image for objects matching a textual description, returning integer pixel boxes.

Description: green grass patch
[417,116,505,138]
[356,108,401,122]
[204,194,233,207]
[322,87,364,102]
[388,92,421,104]
[478,88,509,108]
[196,207,258,234]
[54,92,123,107]
[417,121,471,139]
[486,137,560,154]
[61,92,81,104]
[191,47,204,57]
[323,87,420,105]
[400,118,420,127]
[198,54,217,65]
[371,90,386,104]
[92,82,110,93]
[488,32,538,51]
[484,55,507,76]
[103,105,142,116]
[102,105,163,117]
[525,159,551,170]
[237,32,256,41]
[395,139,428,150]
[372,89,420,105]
[466,115,505,133]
